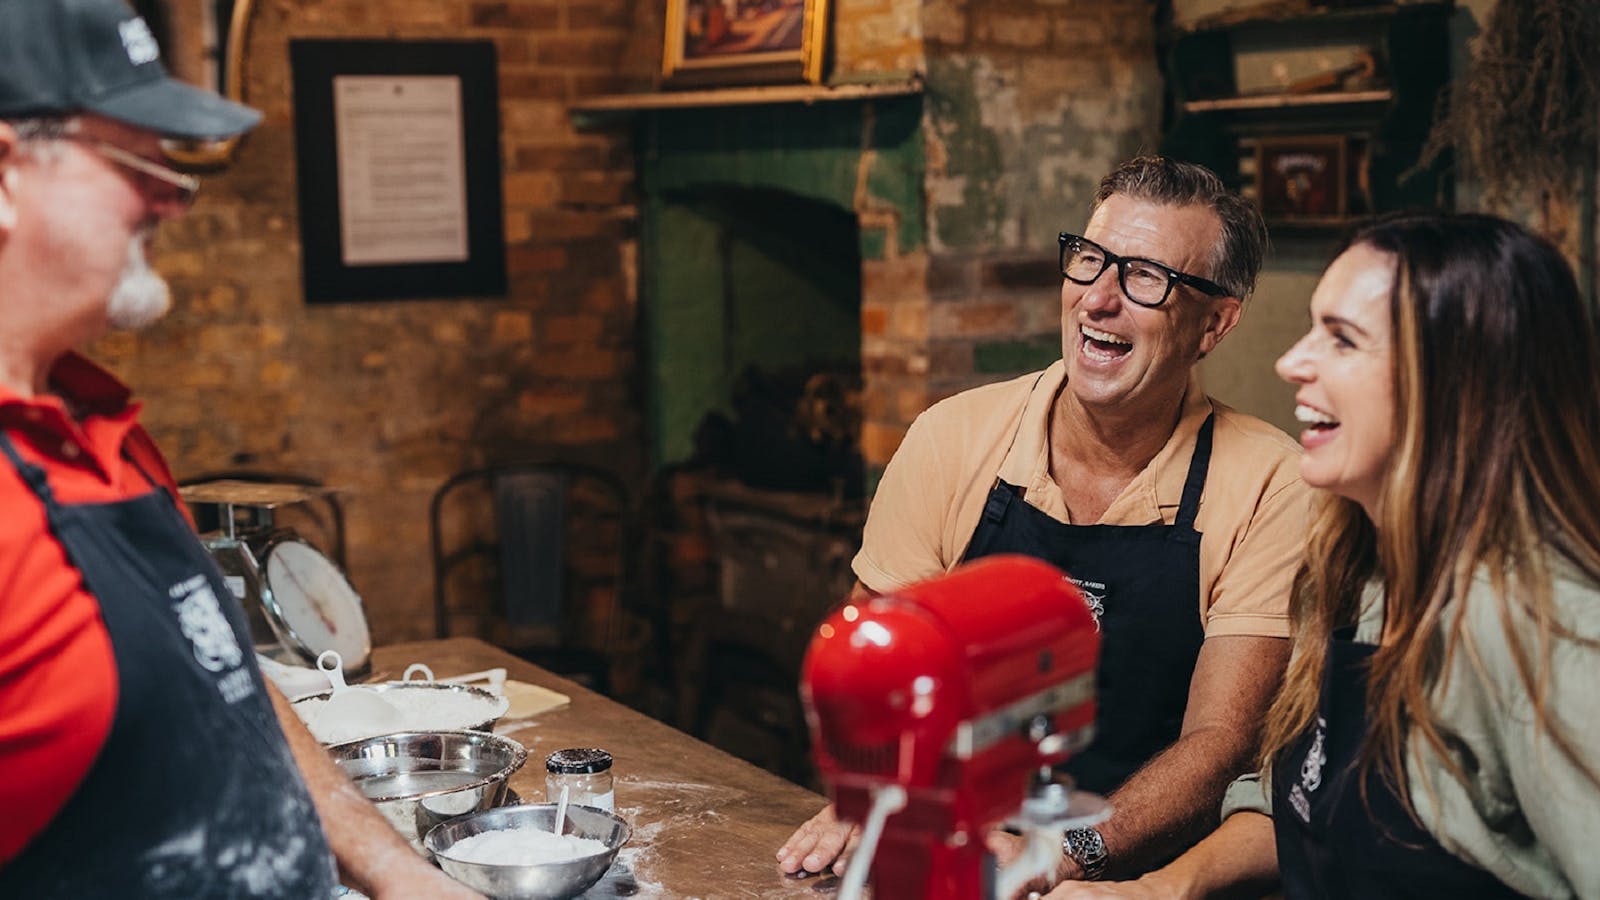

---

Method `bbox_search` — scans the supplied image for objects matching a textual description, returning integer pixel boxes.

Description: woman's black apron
[1271,628,1523,898]
[0,433,336,898]
[961,406,1214,795]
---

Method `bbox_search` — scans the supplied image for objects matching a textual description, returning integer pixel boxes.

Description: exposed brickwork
[98,0,1168,647]
[89,0,642,646]
[852,0,1160,481]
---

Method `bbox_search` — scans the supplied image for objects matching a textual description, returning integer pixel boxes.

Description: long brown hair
[1261,212,1600,808]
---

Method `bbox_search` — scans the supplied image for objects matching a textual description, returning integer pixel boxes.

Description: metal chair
[430,462,632,694]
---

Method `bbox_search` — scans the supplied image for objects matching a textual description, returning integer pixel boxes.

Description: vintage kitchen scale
[180,479,372,677]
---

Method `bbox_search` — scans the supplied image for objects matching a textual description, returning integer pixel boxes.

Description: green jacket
[1222,554,1600,898]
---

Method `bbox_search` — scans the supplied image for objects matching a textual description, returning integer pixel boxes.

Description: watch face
[1066,827,1108,874]
[262,538,371,670]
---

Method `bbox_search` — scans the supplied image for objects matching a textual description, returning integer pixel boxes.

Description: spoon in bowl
[554,783,571,837]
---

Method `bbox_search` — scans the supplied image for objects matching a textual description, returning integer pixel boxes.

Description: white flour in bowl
[440,826,607,866]
[296,686,507,744]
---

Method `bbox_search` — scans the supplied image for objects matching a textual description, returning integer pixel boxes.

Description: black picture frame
[289,39,507,303]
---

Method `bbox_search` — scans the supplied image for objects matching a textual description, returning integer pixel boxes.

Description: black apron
[962,409,1213,795]
[0,433,337,898]
[1271,629,1524,899]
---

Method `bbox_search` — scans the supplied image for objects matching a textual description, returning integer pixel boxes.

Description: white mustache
[106,230,171,331]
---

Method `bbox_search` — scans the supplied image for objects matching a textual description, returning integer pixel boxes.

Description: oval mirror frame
[163,0,255,169]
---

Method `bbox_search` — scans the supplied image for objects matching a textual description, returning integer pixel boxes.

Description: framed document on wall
[289,39,507,303]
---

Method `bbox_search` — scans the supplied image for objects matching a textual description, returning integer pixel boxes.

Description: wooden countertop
[369,638,838,898]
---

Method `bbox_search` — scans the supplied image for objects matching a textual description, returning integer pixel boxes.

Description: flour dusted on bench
[440,826,607,866]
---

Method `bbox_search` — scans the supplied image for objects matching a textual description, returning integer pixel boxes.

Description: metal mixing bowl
[424,803,630,899]
[329,731,528,853]
[295,681,511,744]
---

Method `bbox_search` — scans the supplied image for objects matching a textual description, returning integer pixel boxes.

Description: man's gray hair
[1093,156,1268,300]
[5,116,74,159]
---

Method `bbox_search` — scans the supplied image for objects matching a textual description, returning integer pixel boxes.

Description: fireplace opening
[646,185,866,784]
[648,185,862,476]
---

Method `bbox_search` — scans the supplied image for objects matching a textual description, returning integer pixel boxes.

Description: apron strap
[0,432,58,508]
[1174,413,1216,532]
[980,478,1019,523]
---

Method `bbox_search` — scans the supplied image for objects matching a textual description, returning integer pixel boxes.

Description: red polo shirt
[0,353,188,864]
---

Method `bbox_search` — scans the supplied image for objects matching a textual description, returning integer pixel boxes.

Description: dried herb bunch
[1419,0,1600,202]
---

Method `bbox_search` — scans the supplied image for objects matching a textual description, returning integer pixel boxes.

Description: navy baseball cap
[0,0,260,140]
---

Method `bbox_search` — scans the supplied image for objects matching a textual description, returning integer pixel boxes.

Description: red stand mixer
[801,555,1105,899]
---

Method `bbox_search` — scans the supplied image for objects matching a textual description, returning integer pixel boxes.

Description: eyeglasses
[77,139,200,207]
[1058,232,1230,308]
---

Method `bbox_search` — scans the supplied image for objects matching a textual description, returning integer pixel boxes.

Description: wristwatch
[1063,826,1109,880]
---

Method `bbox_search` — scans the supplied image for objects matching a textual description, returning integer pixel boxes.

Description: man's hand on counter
[361,859,486,899]
[777,804,860,876]
[1043,879,1176,899]
[986,829,1084,893]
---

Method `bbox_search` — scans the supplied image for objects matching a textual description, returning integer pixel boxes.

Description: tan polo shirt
[853,360,1310,638]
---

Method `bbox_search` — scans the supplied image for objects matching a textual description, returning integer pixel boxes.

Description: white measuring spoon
[553,783,571,837]
[317,650,405,737]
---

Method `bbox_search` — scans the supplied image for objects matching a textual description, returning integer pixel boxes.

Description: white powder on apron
[296,687,504,744]
[440,826,607,866]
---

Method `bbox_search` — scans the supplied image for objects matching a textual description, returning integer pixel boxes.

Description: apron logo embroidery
[169,574,253,703]
[1301,716,1328,792]
[1289,782,1312,823]
[1065,575,1107,625]
[1288,716,1328,824]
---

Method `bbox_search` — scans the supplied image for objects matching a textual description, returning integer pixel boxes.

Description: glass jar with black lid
[545,748,614,812]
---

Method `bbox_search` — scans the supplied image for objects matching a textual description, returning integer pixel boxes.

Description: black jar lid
[546,748,613,774]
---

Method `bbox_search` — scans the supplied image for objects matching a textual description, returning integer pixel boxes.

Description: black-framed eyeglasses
[1058,232,1230,308]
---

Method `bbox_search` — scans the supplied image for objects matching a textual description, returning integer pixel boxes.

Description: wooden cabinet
[1161,3,1455,230]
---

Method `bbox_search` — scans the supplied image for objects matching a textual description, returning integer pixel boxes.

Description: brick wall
[87,0,1165,642]
[858,0,1163,479]
[92,0,643,645]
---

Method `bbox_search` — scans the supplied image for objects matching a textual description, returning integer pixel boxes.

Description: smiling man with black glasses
[0,2,484,898]
[780,157,1312,891]
[1059,231,1233,307]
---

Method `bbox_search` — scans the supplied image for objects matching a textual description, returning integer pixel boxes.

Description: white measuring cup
[316,650,405,736]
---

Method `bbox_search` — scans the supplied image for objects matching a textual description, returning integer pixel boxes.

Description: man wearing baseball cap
[0,2,481,897]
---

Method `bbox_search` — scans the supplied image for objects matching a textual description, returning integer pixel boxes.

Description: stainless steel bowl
[328,731,528,854]
[294,681,511,744]
[424,803,630,899]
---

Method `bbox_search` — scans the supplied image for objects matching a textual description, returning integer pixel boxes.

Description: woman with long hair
[1050,212,1600,898]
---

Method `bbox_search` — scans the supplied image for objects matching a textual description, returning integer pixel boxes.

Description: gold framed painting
[663,0,829,87]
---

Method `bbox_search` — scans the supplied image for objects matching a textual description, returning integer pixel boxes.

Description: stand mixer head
[800,555,1103,899]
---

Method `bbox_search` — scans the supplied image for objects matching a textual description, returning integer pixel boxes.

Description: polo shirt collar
[0,351,140,432]
[48,351,136,413]
[997,361,1214,524]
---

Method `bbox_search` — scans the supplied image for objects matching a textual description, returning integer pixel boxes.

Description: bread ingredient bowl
[294,679,510,744]
[329,731,528,854]
[424,803,630,899]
